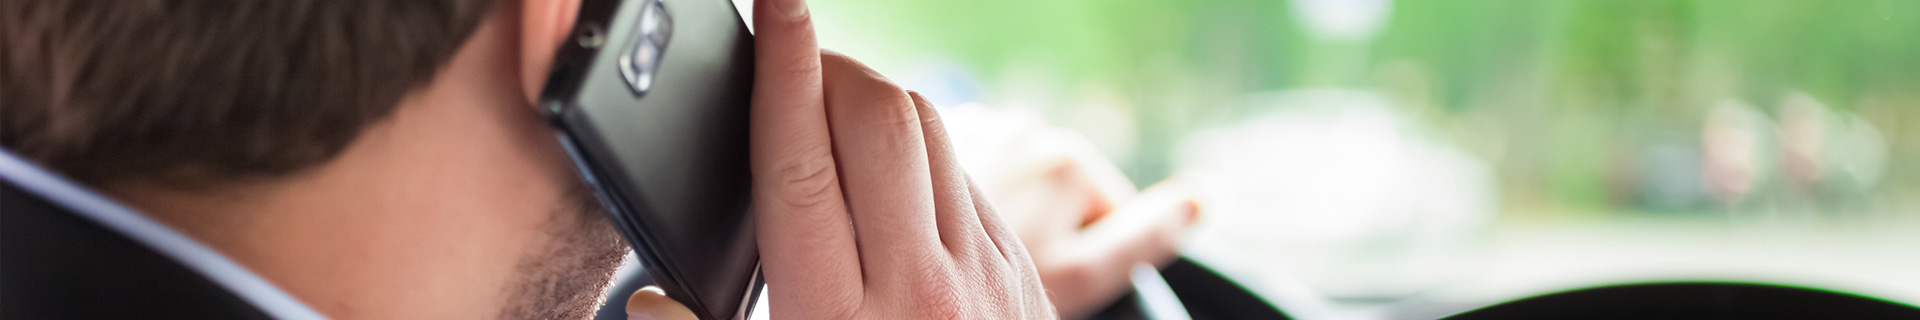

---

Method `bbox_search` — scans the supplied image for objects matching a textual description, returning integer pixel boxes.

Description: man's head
[1,0,623,318]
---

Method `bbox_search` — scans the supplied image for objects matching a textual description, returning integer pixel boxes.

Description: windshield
[791,0,1920,317]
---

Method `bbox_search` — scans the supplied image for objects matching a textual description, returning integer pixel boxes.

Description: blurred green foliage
[808,0,1920,215]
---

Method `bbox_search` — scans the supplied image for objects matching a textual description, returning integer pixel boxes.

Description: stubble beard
[498,185,630,320]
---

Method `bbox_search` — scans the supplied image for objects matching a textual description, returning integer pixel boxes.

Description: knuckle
[944,235,985,263]
[811,291,862,320]
[757,26,822,79]
[912,287,965,320]
[913,297,965,320]
[907,257,965,319]
[768,150,840,210]
[867,95,921,137]
[777,51,822,78]
[978,216,1029,260]
[862,88,913,116]
[819,51,922,140]
[1002,239,1042,279]
[958,235,1008,270]
[844,94,925,159]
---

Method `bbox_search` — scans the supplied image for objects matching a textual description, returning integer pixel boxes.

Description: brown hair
[1,0,499,185]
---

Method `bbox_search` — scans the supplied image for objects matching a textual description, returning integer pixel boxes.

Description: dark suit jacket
[1,148,325,319]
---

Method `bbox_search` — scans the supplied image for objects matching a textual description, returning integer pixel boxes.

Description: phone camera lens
[620,0,673,96]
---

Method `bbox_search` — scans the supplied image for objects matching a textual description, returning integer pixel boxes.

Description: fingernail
[769,0,810,21]
[1179,199,1202,225]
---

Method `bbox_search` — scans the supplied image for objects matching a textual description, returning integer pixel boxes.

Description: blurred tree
[809,0,1920,215]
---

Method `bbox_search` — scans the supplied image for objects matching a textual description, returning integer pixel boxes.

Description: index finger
[749,0,864,311]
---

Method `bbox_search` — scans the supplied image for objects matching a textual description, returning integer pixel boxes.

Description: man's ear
[520,0,584,105]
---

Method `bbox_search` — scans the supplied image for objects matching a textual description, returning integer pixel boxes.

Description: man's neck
[97,10,575,318]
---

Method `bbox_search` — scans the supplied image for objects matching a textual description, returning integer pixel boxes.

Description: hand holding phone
[746,0,1056,317]
[543,0,1059,317]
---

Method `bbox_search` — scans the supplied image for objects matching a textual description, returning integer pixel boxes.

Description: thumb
[626,286,698,320]
[1082,179,1198,272]
[1046,181,1201,318]
[1079,179,1203,268]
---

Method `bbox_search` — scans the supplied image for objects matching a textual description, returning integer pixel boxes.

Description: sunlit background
[750,0,1920,318]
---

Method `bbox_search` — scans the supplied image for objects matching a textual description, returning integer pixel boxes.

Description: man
[2,0,1056,318]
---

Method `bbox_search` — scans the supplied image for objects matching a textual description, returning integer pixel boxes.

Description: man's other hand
[968,128,1202,319]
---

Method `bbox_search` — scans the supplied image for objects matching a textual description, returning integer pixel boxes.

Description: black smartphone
[536,0,760,319]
